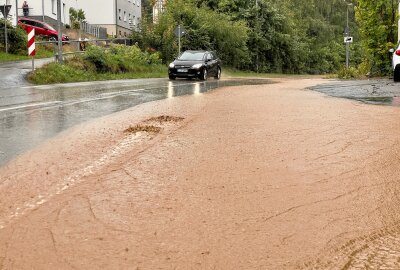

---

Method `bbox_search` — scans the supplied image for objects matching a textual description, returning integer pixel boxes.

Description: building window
[118,9,121,20]
[124,11,126,22]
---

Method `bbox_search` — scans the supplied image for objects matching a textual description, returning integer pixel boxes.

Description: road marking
[0,101,62,113]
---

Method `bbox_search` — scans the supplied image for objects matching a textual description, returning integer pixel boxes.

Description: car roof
[183,50,207,53]
[19,17,41,22]
[183,50,218,55]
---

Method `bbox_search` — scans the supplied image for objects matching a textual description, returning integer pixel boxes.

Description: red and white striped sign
[27,27,36,57]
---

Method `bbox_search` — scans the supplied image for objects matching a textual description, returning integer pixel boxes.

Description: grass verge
[0,45,54,62]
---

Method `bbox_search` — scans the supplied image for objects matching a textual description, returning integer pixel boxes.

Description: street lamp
[344,2,353,68]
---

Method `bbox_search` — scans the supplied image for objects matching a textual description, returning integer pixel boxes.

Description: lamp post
[344,2,353,68]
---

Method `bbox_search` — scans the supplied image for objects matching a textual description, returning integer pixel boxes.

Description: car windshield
[42,22,55,31]
[178,51,205,61]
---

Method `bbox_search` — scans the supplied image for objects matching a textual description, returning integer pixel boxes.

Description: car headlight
[169,63,175,68]
[192,64,203,69]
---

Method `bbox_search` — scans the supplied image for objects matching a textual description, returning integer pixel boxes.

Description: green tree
[135,0,369,74]
[136,0,249,67]
[69,8,86,29]
[355,0,398,75]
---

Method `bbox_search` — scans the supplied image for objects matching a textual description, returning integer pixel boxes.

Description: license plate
[177,69,188,73]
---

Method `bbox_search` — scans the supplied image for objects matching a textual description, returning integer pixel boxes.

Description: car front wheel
[200,69,208,81]
[169,75,176,80]
[214,67,221,80]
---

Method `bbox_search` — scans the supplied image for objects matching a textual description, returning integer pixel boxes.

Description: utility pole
[42,0,44,22]
[56,0,63,63]
[15,0,18,22]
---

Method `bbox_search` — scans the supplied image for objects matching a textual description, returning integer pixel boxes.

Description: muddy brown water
[2,78,400,269]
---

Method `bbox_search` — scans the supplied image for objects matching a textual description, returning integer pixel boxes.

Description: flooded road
[0,78,271,166]
[3,78,400,269]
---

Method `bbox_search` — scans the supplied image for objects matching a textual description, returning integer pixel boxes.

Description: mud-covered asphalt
[310,78,400,105]
[2,78,400,269]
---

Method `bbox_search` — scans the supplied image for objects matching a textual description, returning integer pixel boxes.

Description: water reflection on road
[0,78,271,166]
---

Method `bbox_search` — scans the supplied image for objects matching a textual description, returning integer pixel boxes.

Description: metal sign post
[4,5,7,54]
[174,25,186,57]
[344,36,353,68]
[344,3,353,68]
[56,0,63,63]
[178,25,181,56]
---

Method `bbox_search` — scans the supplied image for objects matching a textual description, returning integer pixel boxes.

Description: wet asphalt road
[309,79,400,105]
[0,77,272,167]
[0,58,54,89]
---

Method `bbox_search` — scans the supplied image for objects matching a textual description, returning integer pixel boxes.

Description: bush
[0,19,28,54]
[83,45,108,72]
[337,61,372,80]
[83,44,162,73]
[29,44,167,84]
[338,66,359,79]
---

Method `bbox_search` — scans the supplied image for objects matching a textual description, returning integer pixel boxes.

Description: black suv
[168,50,221,80]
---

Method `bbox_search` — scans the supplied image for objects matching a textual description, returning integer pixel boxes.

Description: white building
[1,0,141,37]
[72,0,142,37]
[152,0,165,23]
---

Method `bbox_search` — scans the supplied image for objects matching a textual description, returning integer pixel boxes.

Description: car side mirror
[389,48,395,53]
